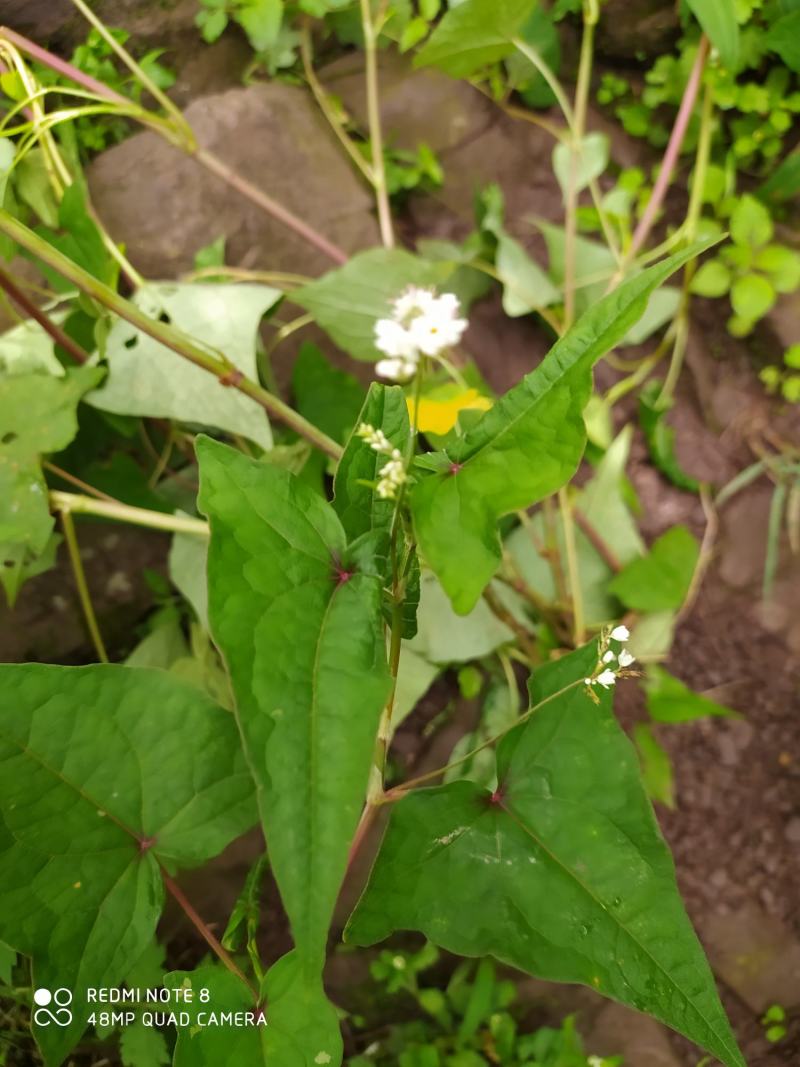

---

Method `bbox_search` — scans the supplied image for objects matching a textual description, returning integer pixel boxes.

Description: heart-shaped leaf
[347,644,744,1067]
[0,663,256,1066]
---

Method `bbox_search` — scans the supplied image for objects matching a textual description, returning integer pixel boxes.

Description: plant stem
[0,265,90,364]
[573,507,622,572]
[58,508,109,663]
[300,22,374,183]
[564,0,598,328]
[161,870,254,991]
[0,28,350,266]
[195,147,349,266]
[44,462,118,502]
[359,0,395,249]
[658,75,715,406]
[0,27,128,106]
[384,677,586,798]
[0,210,344,461]
[68,0,190,137]
[51,490,209,536]
[625,36,709,266]
[482,586,538,662]
[559,487,585,644]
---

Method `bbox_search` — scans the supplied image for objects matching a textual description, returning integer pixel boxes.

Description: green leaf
[346,643,744,1067]
[38,182,115,291]
[168,956,340,1067]
[0,316,67,376]
[644,665,738,723]
[690,257,732,297]
[197,438,390,985]
[608,526,699,612]
[552,133,610,199]
[730,273,775,321]
[16,149,59,227]
[729,194,773,248]
[0,940,15,985]
[0,139,15,206]
[292,342,365,446]
[481,188,560,315]
[766,11,800,71]
[753,244,800,293]
[634,723,675,808]
[409,572,514,663]
[292,249,450,362]
[120,1020,170,1067]
[415,0,536,77]
[169,529,210,629]
[0,663,255,1067]
[638,381,700,493]
[409,245,706,614]
[88,283,281,449]
[0,365,103,591]
[619,286,680,346]
[333,383,410,542]
[237,0,285,51]
[685,0,739,69]
[193,234,226,271]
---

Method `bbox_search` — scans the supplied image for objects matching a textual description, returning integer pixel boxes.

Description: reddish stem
[161,869,255,993]
[0,264,89,364]
[0,27,129,105]
[628,36,709,261]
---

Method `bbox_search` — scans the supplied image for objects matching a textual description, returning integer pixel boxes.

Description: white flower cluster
[584,624,636,697]
[374,287,468,382]
[356,422,407,500]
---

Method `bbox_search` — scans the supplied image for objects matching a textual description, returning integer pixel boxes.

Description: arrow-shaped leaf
[410,244,708,614]
[197,438,390,988]
[347,643,744,1067]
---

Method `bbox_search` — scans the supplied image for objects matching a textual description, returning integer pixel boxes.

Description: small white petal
[375,357,414,382]
[375,318,417,359]
[618,648,636,668]
[610,624,630,641]
[602,649,616,663]
[596,669,617,688]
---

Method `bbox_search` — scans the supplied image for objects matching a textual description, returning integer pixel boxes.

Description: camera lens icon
[33,988,73,1027]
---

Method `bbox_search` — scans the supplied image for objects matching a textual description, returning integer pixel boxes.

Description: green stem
[67,0,191,139]
[559,487,585,645]
[360,0,395,248]
[384,677,586,798]
[301,22,374,184]
[564,0,598,329]
[51,491,209,536]
[59,508,109,663]
[0,211,344,461]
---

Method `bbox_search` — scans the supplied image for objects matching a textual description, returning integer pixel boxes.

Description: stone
[88,83,380,280]
[1,0,199,48]
[596,0,679,60]
[586,1002,683,1067]
[705,904,800,1012]
[321,51,491,155]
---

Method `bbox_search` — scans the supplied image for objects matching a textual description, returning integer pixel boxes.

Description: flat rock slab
[88,83,379,280]
[705,904,800,1012]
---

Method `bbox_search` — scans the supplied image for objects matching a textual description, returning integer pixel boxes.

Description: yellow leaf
[408,387,492,435]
